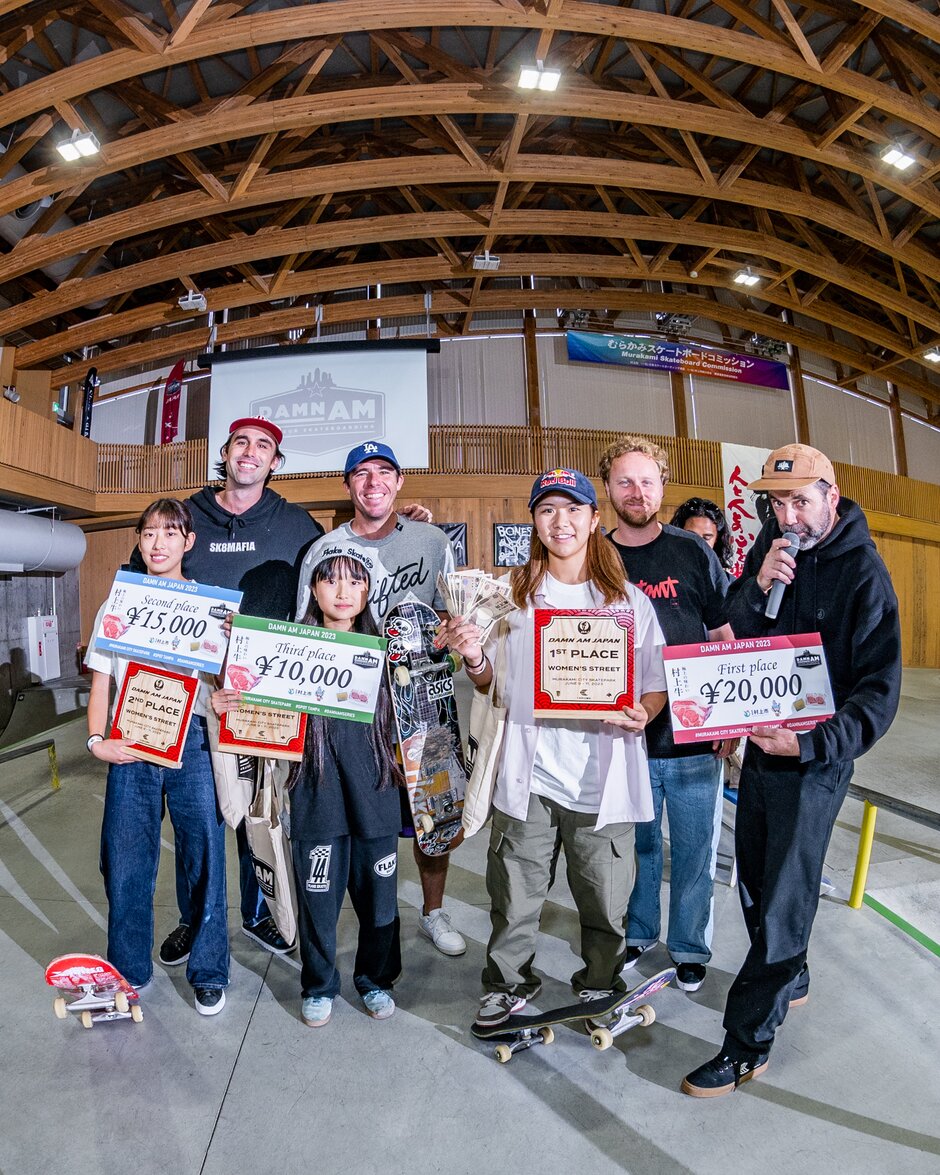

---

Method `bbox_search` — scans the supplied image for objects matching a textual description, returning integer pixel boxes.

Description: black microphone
[764,531,800,620]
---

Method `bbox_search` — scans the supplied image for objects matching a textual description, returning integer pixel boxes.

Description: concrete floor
[1,672,938,1175]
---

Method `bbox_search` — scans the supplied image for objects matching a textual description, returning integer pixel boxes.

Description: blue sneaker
[302,996,333,1027]
[361,989,395,1020]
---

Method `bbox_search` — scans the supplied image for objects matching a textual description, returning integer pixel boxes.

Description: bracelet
[465,653,487,674]
[86,733,105,753]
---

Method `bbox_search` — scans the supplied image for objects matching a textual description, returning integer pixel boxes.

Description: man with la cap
[296,440,468,959]
[681,443,901,1097]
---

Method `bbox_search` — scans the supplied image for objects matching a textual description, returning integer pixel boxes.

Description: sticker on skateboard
[45,953,143,1029]
[385,601,467,856]
[471,968,676,1062]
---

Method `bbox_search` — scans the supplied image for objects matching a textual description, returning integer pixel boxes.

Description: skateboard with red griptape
[45,953,143,1029]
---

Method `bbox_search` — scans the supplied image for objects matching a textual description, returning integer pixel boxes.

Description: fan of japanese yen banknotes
[436,570,518,642]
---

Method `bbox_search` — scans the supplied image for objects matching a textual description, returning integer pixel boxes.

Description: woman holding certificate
[85,499,229,1016]
[437,468,667,1028]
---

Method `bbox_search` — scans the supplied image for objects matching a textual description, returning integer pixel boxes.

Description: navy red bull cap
[343,441,402,476]
[528,467,598,512]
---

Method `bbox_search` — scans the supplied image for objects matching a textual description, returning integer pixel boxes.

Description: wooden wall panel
[80,526,138,645]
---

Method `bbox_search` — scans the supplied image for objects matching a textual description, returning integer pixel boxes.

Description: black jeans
[292,833,401,999]
[722,747,852,1060]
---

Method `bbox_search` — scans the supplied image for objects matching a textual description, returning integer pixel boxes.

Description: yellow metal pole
[47,744,60,791]
[849,799,878,909]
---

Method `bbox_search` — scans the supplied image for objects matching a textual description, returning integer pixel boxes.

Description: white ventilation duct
[0,511,86,572]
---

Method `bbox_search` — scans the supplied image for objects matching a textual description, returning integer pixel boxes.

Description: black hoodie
[131,487,323,621]
[726,498,901,768]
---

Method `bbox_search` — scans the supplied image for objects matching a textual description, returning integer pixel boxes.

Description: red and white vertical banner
[159,359,184,445]
[720,443,769,578]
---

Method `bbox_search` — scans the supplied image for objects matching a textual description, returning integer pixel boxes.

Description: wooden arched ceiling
[0,0,938,403]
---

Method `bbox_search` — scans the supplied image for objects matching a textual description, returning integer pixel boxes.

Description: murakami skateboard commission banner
[224,615,386,723]
[664,633,834,744]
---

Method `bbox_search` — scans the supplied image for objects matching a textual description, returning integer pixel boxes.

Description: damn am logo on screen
[249,368,384,458]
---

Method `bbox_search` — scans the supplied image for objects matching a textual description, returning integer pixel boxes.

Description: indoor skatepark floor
[1,671,937,1175]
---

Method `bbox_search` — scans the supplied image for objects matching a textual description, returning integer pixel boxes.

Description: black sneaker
[676,963,707,992]
[621,944,648,971]
[681,1051,769,1098]
[159,923,191,966]
[194,988,226,1016]
[241,916,295,955]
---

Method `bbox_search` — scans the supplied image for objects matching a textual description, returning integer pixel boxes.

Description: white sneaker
[476,991,526,1027]
[578,988,620,1029]
[419,908,466,957]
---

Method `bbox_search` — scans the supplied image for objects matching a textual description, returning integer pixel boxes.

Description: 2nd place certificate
[95,570,243,675]
[224,615,386,723]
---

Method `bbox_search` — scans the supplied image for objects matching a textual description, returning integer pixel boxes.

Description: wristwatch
[86,733,105,753]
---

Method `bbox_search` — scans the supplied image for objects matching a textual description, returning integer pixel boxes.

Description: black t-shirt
[608,525,729,759]
[290,718,401,841]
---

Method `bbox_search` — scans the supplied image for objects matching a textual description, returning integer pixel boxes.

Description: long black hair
[669,497,733,571]
[287,555,403,792]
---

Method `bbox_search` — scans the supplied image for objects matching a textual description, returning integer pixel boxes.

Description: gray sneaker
[475,991,525,1027]
[578,988,620,1030]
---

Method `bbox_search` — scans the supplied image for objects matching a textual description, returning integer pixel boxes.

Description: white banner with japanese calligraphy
[720,443,769,579]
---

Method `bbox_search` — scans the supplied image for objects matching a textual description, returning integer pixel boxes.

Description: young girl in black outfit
[289,546,404,1027]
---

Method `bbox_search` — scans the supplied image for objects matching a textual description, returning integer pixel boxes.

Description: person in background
[670,497,734,576]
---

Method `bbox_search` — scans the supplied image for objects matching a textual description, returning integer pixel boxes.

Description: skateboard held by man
[385,600,467,856]
[45,953,143,1029]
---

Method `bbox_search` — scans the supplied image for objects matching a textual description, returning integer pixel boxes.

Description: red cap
[227,416,283,446]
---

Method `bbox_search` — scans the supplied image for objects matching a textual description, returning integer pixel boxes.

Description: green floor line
[863,894,940,958]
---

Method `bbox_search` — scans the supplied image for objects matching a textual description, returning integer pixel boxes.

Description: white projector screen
[204,342,433,478]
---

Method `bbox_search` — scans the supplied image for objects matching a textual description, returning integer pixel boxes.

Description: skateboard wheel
[53,998,68,1020]
[446,653,462,674]
[80,1011,94,1029]
[590,1027,613,1051]
[539,1026,554,1045]
[394,665,411,687]
[417,814,434,834]
[637,1004,655,1027]
[494,1044,513,1064]
[114,991,129,1014]
[131,1004,144,1023]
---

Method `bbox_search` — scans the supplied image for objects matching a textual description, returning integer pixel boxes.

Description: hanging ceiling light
[733,268,760,287]
[518,61,561,91]
[881,143,915,170]
[56,129,101,161]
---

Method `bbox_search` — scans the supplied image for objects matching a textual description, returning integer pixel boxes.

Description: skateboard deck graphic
[45,953,143,1029]
[472,968,676,1062]
[385,601,467,856]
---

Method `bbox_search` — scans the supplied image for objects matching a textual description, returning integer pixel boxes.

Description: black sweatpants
[722,747,852,1060]
[292,833,401,999]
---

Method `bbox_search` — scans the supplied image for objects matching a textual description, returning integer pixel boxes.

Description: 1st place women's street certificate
[95,571,243,674]
[224,615,386,722]
[664,633,834,743]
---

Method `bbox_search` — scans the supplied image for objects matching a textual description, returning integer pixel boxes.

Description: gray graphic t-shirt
[295,516,456,623]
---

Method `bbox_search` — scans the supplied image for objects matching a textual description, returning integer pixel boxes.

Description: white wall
[428,336,527,425]
[687,374,795,448]
[902,415,940,484]
[804,377,895,474]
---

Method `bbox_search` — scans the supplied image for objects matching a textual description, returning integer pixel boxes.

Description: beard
[792,501,833,550]
[613,501,658,529]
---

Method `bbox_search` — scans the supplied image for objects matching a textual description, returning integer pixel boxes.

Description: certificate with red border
[111,661,199,767]
[219,704,307,761]
[534,608,634,719]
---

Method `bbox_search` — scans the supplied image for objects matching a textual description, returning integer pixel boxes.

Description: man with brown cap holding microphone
[682,443,902,1097]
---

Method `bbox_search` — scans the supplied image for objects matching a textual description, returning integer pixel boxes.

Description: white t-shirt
[530,576,603,812]
[85,600,210,721]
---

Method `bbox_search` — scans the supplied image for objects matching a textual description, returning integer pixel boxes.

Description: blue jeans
[100,717,229,989]
[625,753,722,964]
[175,786,266,929]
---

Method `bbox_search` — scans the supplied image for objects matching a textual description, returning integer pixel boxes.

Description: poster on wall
[567,330,790,390]
[201,341,438,479]
[720,443,771,578]
[494,523,532,567]
[435,522,467,568]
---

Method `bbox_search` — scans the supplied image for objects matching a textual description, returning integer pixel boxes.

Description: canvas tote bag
[205,704,255,829]
[462,620,509,837]
[244,758,298,947]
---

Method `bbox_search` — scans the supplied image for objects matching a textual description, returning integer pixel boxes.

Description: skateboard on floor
[384,601,467,856]
[45,953,143,1029]
[471,968,676,1063]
